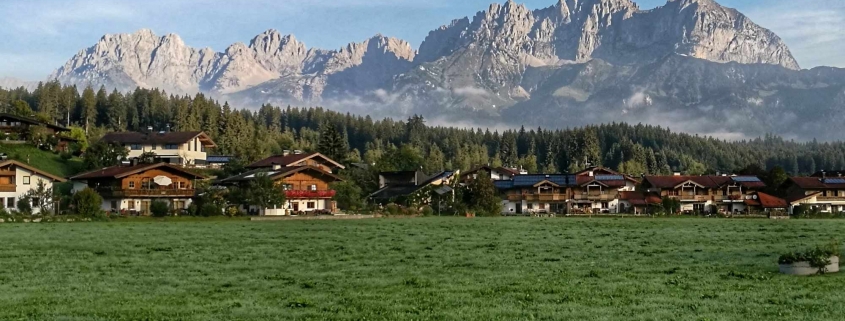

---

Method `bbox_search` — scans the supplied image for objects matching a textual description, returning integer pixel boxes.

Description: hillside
[0,143,85,178]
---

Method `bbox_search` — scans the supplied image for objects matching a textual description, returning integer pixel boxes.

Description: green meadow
[0,217,843,320]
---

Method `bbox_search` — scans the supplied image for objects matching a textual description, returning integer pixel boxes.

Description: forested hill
[2,81,844,175]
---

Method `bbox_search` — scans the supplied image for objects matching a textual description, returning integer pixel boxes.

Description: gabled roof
[369,171,455,200]
[494,174,576,190]
[757,192,788,209]
[786,191,821,204]
[461,166,520,178]
[0,160,66,182]
[0,113,69,132]
[619,191,662,205]
[644,175,765,189]
[788,177,845,189]
[70,162,206,180]
[574,167,639,187]
[100,131,216,147]
[246,152,344,170]
[217,165,341,184]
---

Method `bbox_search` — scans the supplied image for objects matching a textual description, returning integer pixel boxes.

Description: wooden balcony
[0,184,15,192]
[573,194,619,201]
[816,196,845,202]
[96,188,195,198]
[678,195,711,202]
[285,190,336,199]
[0,170,15,176]
[507,193,568,202]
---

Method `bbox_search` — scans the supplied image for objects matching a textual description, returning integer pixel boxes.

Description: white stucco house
[0,160,67,214]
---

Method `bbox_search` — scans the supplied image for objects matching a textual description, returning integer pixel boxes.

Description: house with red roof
[642,174,769,214]
[784,176,845,214]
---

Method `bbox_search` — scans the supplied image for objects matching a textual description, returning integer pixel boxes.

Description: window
[130,144,142,150]
[178,182,186,189]
[22,176,30,185]
[111,201,118,209]
[163,144,178,150]
[601,202,609,209]
[307,202,315,209]
[6,197,14,209]
[201,145,206,152]
[284,184,293,191]
[128,201,135,210]
[527,203,533,210]
[141,178,151,189]
[194,139,198,152]
[128,181,135,189]
[151,144,157,150]
[310,185,317,191]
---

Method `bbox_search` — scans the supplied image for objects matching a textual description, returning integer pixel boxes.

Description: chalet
[369,170,458,206]
[0,113,74,151]
[100,131,216,167]
[642,175,768,214]
[70,162,206,214]
[494,174,575,215]
[0,160,66,214]
[784,177,845,213]
[246,151,345,173]
[461,166,522,183]
[217,165,343,215]
[572,167,639,214]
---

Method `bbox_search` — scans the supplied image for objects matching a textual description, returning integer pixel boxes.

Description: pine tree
[317,122,349,162]
[80,85,97,133]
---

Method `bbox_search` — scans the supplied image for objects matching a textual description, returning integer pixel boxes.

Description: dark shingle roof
[70,162,206,180]
[0,113,69,132]
[645,175,765,189]
[216,166,341,184]
[246,152,344,169]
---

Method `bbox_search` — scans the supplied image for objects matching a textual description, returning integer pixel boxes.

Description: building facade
[0,160,66,214]
[70,162,205,214]
[572,167,639,214]
[642,175,769,214]
[217,165,343,215]
[785,177,845,213]
[100,131,216,167]
[1,113,75,151]
[495,174,575,215]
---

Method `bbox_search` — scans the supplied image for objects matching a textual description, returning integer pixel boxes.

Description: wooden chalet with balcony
[70,162,206,215]
[494,174,575,215]
[784,176,845,214]
[642,175,770,214]
[218,154,345,215]
[572,167,639,214]
[246,151,345,174]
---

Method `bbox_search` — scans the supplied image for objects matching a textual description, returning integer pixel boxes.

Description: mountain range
[47,0,845,140]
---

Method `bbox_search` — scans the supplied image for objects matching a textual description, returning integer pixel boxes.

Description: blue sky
[1,0,842,80]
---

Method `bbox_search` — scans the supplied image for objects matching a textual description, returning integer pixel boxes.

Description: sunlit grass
[0,217,843,320]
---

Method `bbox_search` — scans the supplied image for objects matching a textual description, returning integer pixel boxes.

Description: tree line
[3,81,845,179]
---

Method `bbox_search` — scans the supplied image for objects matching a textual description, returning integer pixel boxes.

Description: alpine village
[1,85,845,219]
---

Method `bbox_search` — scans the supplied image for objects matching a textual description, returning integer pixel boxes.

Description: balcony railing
[0,170,15,176]
[0,184,15,192]
[507,193,568,202]
[95,188,195,198]
[678,195,710,202]
[285,190,336,199]
[573,194,619,201]
[816,196,845,202]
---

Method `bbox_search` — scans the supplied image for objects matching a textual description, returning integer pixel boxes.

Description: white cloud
[452,86,489,97]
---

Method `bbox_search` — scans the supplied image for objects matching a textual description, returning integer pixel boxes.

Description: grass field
[1,217,844,320]
[0,143,85,177]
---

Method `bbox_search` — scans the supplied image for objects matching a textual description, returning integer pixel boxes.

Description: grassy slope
[0,143,85,177]
[0,217,844,320]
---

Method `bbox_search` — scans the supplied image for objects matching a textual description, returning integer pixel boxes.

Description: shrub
[59,151,73,161]
[421,205,434,216]
[199,203,223,217]
[72,188,103,217]
[778,240,841,272]
[16,197,32,215]
[150,201,170,217]
[385,203,400,216]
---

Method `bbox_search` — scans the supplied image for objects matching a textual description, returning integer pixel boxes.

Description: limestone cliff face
[50,29,416,99]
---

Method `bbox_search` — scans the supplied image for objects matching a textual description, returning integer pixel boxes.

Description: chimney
[294,150,303,155]
[673,172,681,176]
[589,171,594,177]
[272,164,282,170]
[147,126,153,133]
[282,150,291,156]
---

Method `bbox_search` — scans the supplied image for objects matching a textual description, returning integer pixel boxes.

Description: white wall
[125,136,208,166]
[0,167,56,214]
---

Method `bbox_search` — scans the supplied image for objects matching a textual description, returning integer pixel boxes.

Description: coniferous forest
[2,81,845,177]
